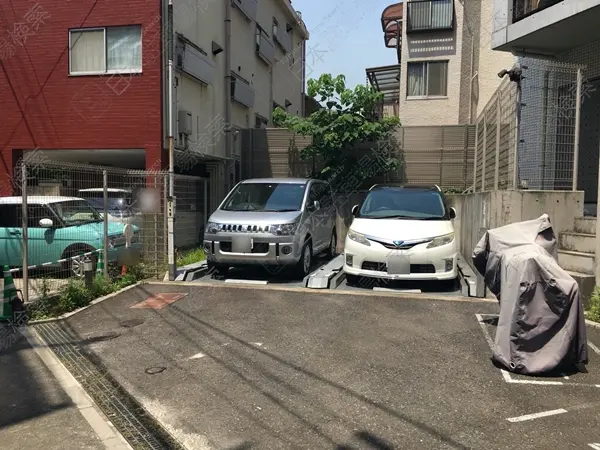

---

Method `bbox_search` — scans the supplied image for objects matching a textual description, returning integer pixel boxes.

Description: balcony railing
[406,0,454,33]
[512,0,562,23]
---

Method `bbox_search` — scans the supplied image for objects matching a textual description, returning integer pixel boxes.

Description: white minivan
[343,184,458,285]
[78,188,142,228]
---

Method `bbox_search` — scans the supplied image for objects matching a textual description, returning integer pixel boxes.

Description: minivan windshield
[358,188,447,220]
[222,182,307,212]
[85,197,136,217]
[51,200,103,225]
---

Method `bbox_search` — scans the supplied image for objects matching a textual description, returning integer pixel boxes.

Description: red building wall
[0,0,165,195]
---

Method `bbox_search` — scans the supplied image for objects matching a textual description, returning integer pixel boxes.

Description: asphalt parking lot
[41,282,600,450]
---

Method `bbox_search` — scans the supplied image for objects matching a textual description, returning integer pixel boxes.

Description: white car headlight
[347,229,371,246]
[426,232,455,249]
[206,222,221,234]
[270,223,297,236]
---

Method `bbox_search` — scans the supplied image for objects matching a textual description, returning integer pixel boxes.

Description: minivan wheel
[295,240,312,278]
[326,229,337,258]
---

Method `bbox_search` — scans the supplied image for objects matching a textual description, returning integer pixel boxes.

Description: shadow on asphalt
[206,253,335,284]
[72,283,470,450]
[0,328,71,429]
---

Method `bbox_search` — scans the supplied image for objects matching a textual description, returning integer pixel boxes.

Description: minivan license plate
[387,255,410,274]
[232,236,252,253]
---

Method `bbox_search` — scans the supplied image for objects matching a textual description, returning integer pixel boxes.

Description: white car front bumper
[343,236,458,281]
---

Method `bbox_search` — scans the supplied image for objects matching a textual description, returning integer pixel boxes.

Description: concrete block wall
[446,190,584,267]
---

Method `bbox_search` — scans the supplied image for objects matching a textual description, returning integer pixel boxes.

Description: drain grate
[34,322,185,450]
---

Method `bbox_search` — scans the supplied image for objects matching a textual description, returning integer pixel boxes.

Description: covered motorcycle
[472,214,588,374]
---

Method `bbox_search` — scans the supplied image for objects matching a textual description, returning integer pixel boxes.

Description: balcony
[231,75,254,108]
[175,35,216,85]
[256,30,276,65]
[274,25,293,53]
[406,0,454,33]
[232,0,257,22]
[492,0,600,54]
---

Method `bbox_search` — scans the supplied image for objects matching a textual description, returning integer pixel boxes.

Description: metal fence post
[513,81,521,190]
[21,163,28,304]
[163,174,168,258]
[481,120,487,191]
[495,94,501,190]
[573,68,582,191]
[103,170,109,278]
[473,123,479,192]
[203,178,208,231]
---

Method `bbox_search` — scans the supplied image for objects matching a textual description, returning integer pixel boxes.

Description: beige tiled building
[369,0,516,126]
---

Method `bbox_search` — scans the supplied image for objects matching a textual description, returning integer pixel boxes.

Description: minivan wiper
[264,208,298,212]
[370,214,414,219]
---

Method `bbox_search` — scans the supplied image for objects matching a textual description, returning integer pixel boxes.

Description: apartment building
[369,0,516,126]
[492,0,600,211]
[0,0,308,202]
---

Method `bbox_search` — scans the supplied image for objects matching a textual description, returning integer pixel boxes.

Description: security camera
[498,69,509,78]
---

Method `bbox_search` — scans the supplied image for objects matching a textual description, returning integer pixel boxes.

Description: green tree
[273,73,400,189]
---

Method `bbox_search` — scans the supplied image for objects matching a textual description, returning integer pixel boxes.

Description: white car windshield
[222,183,307,212]
[51,200,103,225]
[359,188,447,220]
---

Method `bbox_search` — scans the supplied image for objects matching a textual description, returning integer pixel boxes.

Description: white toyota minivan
[343,184,458,285]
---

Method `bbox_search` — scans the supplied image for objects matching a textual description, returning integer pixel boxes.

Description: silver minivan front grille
[220,223,270,233]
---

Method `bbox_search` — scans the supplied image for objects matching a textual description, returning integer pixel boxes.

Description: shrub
[57,279,93,312]
[587,288,600,323]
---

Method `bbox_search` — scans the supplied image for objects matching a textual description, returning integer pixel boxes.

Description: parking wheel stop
[305,255,345,289]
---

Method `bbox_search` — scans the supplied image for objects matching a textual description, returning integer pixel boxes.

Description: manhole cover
[119,319,144,328]
[145,366,167,375]
[83,331,120,343]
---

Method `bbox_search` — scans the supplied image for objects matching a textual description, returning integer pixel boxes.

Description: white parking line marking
[588,443,600,449]
[588,341,600,355]
[372,287,422,294]
[187,353,205,360]
[506,409,567,422]
[224,279,269,285]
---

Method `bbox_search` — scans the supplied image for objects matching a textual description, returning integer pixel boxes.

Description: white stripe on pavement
[506,409,568,423]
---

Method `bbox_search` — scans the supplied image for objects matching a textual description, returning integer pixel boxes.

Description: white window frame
[406,60,448,99]
[68,25,143,76]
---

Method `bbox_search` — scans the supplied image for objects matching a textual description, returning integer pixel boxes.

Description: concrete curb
[21,326,134,450]
[28,281,144,324]
[586,319,600,329]
[163,280,497,303]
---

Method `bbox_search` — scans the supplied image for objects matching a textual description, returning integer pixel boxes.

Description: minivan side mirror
[351,205,359,216]
[39,218,53,228]
[448,207,456,219]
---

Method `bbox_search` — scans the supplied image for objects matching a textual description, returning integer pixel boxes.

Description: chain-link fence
[473,59,584,192]
[518,59,583,190]
[1,160,207,307]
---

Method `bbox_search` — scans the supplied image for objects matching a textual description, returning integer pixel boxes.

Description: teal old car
[0,196,142,276]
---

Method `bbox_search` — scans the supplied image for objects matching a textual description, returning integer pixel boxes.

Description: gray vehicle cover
[472,214,588,374]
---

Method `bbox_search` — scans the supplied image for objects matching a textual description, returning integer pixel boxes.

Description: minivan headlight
[347,230,371,246]
[426,232,455,249]
[206,222,221,234]
[270,223,297,236]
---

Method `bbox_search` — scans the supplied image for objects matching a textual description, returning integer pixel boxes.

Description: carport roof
[366,64,400,104]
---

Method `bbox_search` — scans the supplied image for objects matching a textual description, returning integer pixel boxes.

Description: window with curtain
[69,25,142,75]
[406,61,448,98]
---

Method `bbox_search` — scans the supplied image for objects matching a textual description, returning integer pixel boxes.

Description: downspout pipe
[224,1,232,161]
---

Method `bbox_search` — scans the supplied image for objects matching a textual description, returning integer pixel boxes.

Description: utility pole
[167,0,176,281]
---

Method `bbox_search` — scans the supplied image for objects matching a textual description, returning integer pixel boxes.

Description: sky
[292,0,398,89]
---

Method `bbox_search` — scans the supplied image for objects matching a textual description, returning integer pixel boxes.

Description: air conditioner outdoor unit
[178,110,192,136]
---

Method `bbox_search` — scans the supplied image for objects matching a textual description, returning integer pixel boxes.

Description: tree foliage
[273,73,401,186]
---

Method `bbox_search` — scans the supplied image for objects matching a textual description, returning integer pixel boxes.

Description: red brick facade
[0,0,165,195]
